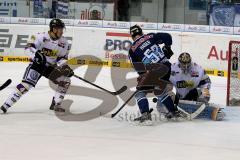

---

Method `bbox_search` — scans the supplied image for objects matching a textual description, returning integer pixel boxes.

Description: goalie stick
[152,97,206,120]
[0,79,12,91]
[177,100,206,120]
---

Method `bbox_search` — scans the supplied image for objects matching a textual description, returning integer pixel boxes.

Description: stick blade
[112,86,127,95]
[0,79,12,90]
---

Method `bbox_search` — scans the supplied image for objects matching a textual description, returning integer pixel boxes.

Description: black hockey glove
[48,65,74,84]
[34,50,46,65]
[61,65,74,77]
[162,45,174,59]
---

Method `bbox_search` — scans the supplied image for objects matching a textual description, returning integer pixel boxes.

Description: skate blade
[132,120,153,126]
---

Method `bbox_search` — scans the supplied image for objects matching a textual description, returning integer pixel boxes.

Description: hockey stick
[73,74,127,95]
[110,90,138,118]
[152,98,206,120]
[109,88,158,118]
[0,79,12,91]
[177,100,206,120]
[46,62,127,95]
[109,78,172,118]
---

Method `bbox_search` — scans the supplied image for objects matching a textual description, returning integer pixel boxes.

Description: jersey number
[143,45,165,63]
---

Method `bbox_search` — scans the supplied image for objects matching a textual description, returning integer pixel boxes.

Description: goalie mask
[178,52,192,73]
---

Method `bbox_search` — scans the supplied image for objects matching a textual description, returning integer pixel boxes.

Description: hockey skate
[0,105,7,114]
[49,98,65,112]
[165,110,188,121]
[134,108,153,125]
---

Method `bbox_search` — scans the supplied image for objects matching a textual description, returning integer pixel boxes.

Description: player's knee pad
[56,77,71,93]
[16,82,32,95]
[135,91,147,102]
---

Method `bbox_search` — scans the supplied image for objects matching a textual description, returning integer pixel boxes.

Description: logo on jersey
[43,37,50,43]
[191,71,199,77]
[30,35,36,42]
[58,41,65,48]
[176,80,194,88]
[131,35,153,52]
[42,48,58,57]
[30,71,39,80]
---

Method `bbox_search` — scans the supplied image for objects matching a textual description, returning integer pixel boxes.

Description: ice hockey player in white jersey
[1,19,74,113]
[167,52,225,121]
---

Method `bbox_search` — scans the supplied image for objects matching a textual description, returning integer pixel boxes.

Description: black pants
[22,62,55,87]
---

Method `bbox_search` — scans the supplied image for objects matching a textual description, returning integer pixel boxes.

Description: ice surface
[0,63,240,160]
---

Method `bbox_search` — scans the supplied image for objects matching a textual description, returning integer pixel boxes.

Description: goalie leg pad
[211,108,225,121]
[178,103,225,121]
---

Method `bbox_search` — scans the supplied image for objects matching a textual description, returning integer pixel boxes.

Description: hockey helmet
[130,25,143,39]
[49,18,65,31]
[178,52,192,73]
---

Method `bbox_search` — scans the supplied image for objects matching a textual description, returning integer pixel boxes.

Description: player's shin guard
[1,82,31,113]
[50,78,70,112]
[160,94,177,113]
[135,91,150,114]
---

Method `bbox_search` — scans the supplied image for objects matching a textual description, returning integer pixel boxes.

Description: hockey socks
[137,97,150,114]
[160,94,177,113]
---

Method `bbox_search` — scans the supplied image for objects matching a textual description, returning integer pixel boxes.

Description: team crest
[30,71,39,80]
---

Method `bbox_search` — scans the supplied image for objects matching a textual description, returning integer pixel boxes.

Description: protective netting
[227,41,240,106]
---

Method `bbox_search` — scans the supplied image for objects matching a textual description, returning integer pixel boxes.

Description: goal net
[227,41,240,106]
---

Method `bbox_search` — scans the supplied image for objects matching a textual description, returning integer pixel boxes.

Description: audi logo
[89,21,100,26]
[30,19,39,24]
[118,23,128,28]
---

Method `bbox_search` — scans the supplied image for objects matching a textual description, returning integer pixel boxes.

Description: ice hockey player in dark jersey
[128,25,182,124]
[1,19,74,113]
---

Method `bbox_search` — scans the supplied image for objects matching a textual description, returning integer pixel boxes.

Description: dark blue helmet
[130,25,143,38]
[49,19,65,31]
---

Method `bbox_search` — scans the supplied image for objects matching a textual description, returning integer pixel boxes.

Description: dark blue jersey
[129,32,172,73]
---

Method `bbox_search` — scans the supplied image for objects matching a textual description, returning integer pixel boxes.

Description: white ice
[0,62,240,160]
